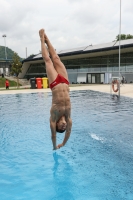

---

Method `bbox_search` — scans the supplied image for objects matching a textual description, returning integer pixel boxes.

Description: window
[26,63,46,74]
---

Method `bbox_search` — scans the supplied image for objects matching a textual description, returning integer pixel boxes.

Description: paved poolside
[0,84,133,98]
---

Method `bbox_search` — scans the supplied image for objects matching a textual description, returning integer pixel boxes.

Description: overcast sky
[0,0,133,58]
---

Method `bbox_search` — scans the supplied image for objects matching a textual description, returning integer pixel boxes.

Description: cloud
[0,0,133,58]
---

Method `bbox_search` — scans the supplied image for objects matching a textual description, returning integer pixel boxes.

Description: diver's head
[56,116,67,133]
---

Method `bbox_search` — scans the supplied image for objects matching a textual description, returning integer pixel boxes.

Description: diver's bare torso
[50,83,71,122]
[39,28,72,149]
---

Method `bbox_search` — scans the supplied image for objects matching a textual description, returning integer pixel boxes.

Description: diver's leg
[39,29,57,84]
[44,31,68,80]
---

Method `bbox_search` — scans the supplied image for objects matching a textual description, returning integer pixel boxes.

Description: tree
[0,46,24,60]
[126,34,133,39]
[10,52,22,88]
[116,34,133,41]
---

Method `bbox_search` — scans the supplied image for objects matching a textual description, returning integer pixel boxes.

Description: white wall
[77,73,86,83]
[105,73,112,83]
[0,68,3,73]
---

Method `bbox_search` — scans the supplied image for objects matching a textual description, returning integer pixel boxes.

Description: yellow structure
[42,77,49,88]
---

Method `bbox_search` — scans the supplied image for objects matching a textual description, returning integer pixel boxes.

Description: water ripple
[0,91,133,199]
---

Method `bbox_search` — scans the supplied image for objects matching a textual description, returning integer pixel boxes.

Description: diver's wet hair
[56,125,65,133]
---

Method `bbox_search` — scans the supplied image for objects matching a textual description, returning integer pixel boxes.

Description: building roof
[22,39,133,63]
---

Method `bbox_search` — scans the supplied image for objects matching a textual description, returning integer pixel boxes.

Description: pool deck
[0,84,133,98]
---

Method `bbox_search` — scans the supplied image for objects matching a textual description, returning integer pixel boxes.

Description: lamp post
[2,34,7,60]
[119,0,121,80]
[118,0,121,97]
[2,34,7,75]
[26,47,27,58]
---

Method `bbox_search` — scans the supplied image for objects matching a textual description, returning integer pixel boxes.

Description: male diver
[39,29,72,150]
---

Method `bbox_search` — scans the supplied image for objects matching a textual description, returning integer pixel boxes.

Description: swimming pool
[0,90,133,200]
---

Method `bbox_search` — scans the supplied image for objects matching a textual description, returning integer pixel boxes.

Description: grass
[0,77,21,88]
[0,78,93,91]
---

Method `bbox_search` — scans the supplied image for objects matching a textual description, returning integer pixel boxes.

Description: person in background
[5,79,9,89]
[122,76,124,85]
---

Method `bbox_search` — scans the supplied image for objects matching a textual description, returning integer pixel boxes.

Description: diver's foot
[43,31,49,44]
[39,29,45,42]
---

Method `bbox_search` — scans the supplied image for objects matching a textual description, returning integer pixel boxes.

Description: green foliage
[116,34,133,41]
[0,46,24,60]
[0,77,21,88]
[0,46,13,59]
[10,52,22,88]
[126,34,133,39]
[10,52,22,77]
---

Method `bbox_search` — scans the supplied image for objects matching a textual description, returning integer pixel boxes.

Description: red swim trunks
[50,74,69,89]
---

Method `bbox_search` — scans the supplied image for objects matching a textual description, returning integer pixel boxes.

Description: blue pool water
[0,90,133,200]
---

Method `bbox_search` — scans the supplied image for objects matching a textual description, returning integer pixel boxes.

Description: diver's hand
[53,144,63,150]
[57,143,63,149]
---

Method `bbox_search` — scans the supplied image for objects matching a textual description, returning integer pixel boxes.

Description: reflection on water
[53,152,59,176]
[52,152,75,200]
